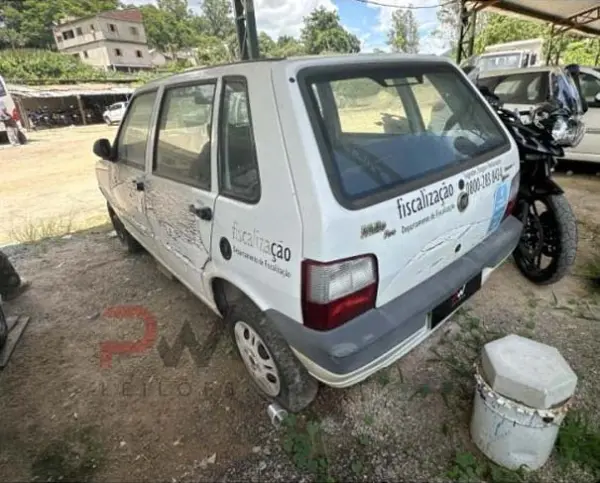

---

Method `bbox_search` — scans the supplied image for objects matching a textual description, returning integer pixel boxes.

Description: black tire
[513,194,577,285]
[107,203,143,254]
[0,305,8,350]
[226,294,318,413]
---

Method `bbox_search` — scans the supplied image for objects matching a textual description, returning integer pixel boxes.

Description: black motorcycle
[468,66,586,285]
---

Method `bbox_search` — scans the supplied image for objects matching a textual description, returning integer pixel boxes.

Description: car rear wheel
[226,294,318,412]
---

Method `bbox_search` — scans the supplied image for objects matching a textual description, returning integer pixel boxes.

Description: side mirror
[93,138,114,161]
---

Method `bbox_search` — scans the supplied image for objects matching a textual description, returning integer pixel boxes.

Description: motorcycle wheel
[0,304,7,350]
[513,194,577,285]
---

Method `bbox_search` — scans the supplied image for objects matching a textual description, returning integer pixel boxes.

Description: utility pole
[233,0,259,60]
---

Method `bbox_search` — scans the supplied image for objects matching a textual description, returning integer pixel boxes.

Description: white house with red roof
[52,8,153,72]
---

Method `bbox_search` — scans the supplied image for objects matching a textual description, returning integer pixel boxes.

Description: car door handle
[189,204,212,221]
[132,179,144,191]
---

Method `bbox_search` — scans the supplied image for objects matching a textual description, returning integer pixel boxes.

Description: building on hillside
[52,8,153,72]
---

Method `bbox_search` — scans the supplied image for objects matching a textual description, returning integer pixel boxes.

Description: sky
[129,0,452,55]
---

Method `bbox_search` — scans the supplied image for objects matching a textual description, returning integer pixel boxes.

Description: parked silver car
[102,101,128,125]
[476,66,600,163]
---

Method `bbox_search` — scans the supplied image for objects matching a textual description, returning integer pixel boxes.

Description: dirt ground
[0,169,599,482]
[0,125,115,245]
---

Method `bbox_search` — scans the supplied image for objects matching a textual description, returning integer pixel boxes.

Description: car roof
[137,53,452,93]
[579,66,600,76]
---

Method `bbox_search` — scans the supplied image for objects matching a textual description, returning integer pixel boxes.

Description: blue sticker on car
[487,182,510,234]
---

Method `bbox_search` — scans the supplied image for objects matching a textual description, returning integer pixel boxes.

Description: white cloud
[129,0,337,40]
[253,0,337,39]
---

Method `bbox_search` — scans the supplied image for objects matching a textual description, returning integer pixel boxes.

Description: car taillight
[502,172,520,221]
[301,255,378,331]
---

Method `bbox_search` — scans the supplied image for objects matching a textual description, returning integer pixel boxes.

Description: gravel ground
[0,173,599,482]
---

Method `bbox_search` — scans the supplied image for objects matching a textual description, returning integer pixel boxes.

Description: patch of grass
[375,368,391,386]
[31,426,104,483]
[447,451,528,483]
[8,213,109,244]
[282,414,333,482]
[428,310,505,401]
[556,410,600,477]
[579,253,600,293]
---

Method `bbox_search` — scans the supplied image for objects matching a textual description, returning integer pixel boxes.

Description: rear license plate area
[430,273,482,330]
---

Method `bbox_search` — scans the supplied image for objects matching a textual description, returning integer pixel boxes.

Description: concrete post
[76,95,86,126]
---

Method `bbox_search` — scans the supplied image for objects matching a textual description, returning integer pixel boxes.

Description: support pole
[77,95,86,126]
[233,0,260,60]
[545,25,556,66]
[14,97,30,131]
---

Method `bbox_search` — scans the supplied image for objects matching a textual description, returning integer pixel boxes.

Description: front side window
[302,65,508,205]
[116,91,157,168]
[154,82,216,189]
[219,78,260,203]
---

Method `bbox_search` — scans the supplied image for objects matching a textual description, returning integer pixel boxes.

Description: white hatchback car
[93,54,523,412]
[103,101,128,125]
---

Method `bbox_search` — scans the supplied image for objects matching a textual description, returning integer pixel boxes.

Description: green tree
[434,0,461,48]
[0,0,120,49]
[135,0,197,59]
[562,38,600,65]
[474,13,544,54]
[195,34,233,65]
[272,35,306,57]
[387,7,419,54]
[258,31,276,57]
[301,7,360,55]
[201,0,235,40]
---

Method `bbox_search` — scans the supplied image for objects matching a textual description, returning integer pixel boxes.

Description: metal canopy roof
[479,0,600,37]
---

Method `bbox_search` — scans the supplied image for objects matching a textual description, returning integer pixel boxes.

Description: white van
[93,54,523,411]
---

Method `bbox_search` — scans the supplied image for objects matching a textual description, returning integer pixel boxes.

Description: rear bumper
[266,215,523,388]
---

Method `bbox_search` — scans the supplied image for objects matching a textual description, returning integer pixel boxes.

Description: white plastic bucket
[470,366,572,471]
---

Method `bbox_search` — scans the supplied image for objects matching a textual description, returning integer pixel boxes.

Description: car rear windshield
[300,63,509,208]
[477,71,549,105]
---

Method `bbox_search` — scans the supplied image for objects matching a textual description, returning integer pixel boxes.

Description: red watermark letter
[100,305,157,368]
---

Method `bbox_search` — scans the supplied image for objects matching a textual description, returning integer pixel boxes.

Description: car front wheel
[107,204,143,254]
[227,295,318,413]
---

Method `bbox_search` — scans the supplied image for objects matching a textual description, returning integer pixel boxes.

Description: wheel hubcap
[233,321,280,397]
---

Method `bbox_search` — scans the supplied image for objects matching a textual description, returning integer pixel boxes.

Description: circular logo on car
[457,192,469,212]
[219,237,232,260]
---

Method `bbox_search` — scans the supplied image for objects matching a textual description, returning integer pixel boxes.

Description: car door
[144,80,218,298]
[110,89,158,242]
[567,70,600,162]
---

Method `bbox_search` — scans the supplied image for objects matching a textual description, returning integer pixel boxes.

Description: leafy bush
[0,49,132,84]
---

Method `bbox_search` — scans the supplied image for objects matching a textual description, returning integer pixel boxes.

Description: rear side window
[302,64,508,206]
[116,91,157,168]
[154,82,216,189]
[218,78,260,203]
[478,72,548,104]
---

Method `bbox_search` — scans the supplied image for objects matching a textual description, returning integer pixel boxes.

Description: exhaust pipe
[267,403,288,428]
